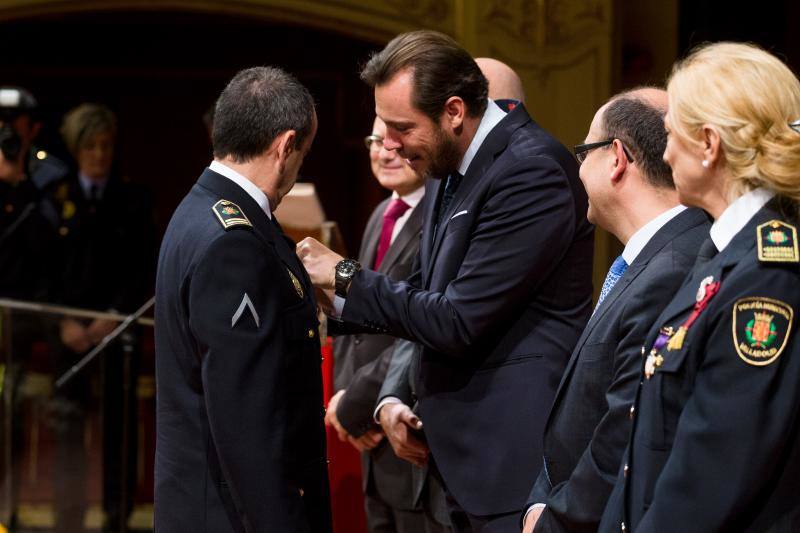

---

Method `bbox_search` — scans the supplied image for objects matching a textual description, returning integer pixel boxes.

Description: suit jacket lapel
[379,198,424,274]
[420,179,442,287]
[359,198,386,268]
[424,104,531,283]
[548,209,709,419]
[642,204,777,347]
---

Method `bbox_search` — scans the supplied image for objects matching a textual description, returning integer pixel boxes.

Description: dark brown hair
[602,92,673,189]
[361,30,488,122]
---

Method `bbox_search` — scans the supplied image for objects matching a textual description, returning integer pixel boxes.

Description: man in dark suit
[325,116,451,532]
[155,66,331,533]
[521,88,710,532]
[298,30,594,532]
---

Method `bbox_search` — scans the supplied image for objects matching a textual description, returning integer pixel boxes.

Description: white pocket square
[450,210,468,220]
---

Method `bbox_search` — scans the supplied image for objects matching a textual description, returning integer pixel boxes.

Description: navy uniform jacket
[527,208,709,532]
[154,168,331,533]
[342,104,594,516]
[600,197,800,533]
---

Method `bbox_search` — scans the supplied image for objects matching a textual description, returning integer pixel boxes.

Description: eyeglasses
[364,134,384,151]
[573,139,634,165]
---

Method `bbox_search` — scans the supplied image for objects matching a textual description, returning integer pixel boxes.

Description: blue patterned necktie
[594,255,628,313]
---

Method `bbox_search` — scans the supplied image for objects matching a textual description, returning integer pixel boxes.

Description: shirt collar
[710,187,775,252]
[209,160,272,219]
[391,184,425,209]
[78,173,108,198]
[457,99,507,176]
[622,204,688,265]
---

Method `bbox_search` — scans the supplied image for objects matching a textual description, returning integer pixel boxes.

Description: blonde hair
[667,42,800,204]
[60,103,117,157]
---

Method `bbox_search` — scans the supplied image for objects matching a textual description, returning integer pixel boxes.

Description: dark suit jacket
[528,208,709,532]
[342,104,594,516]
[154,168,331,533]
[600,197,800,533]
[334,194,427,511]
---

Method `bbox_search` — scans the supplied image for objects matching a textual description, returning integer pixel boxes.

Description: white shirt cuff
[332,295,346,318]
[373,396,403,423]
[524,504,546,525]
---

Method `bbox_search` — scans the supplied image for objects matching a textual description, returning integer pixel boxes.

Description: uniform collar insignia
[212,199,252,230]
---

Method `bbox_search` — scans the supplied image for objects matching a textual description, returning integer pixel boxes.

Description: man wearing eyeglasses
[326,117,452,532]
[521,87,710,533]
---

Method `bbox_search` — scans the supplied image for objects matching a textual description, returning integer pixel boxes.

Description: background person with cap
[0,85,62,531]
[0,86,68,191]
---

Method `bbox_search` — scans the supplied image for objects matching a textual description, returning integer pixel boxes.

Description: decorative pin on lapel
[287,268,304,298]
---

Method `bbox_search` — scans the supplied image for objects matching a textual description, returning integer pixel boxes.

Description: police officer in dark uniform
[154,66,331,532]
[0,86,64,300]
[0,85,62,531]
[599,42,800,533]
[46,103,156,533]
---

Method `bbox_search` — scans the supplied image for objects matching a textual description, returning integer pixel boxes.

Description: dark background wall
[0,9,384,255]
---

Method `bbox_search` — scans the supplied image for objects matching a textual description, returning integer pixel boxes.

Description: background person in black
[599,42,800,533]
[47,103,156,533]
[0,85,60,531]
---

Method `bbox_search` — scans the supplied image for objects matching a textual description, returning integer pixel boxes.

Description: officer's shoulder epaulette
[211,199,252,230]
[757,219,799,263]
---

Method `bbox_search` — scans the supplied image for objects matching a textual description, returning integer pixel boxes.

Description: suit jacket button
[623,464,629,476]
[629,405,635,419]
[621,522,626,532]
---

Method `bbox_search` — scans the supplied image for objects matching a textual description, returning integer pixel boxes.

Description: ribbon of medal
[644,276,721,379]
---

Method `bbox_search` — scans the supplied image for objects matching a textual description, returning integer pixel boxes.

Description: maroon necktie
[374,198,411,269]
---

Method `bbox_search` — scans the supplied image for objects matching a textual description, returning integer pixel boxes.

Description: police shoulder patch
[757,220,799,263]
[212,200,252,230]
[732,297,794,366]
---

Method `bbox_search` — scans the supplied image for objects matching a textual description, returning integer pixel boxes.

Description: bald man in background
[474,58,526,107]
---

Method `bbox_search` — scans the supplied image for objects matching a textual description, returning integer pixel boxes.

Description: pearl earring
[702,160,709,168]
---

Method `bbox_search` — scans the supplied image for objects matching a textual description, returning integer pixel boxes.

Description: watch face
[337,260,357,277]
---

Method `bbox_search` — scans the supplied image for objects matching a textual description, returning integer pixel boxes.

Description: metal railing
[0,297,154,532]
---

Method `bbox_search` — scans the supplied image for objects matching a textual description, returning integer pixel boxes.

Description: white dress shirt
[209,160,272,219]
[622,204,688,265]
[390,185,425,243]
[710,187,775,252]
